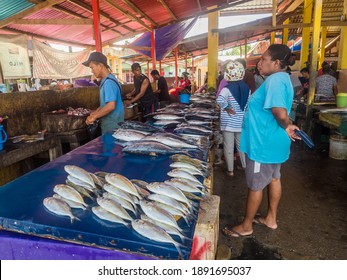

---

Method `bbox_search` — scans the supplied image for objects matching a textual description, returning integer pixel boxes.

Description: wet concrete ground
[214,142,347,260]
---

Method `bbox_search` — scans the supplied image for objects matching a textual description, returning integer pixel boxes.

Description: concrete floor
[214,143,347,260]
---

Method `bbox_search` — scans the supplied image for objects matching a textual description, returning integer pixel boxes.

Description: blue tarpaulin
[130,18,198,61]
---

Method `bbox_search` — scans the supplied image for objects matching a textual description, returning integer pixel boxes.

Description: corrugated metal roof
[0,0,35,20]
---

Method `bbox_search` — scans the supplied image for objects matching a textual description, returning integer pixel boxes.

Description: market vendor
[150,69,170,108]
[124,63,156,119]
[83,52,124,134]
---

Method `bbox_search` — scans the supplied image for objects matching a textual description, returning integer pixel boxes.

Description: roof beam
[157,0,177,20]
[121,0,157,27]
[0,0,65,28]
[104,0,152,31]
[196,0,202,12]
[69,0,136,33]
[13,18,93,25]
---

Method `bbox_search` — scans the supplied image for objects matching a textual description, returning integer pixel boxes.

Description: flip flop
[253,217,277,230]
[222,227,253,238]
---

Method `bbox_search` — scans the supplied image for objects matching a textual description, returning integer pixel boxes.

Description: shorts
[245,155,281,191]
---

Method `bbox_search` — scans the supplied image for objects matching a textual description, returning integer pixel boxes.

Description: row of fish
[42,157,209,258]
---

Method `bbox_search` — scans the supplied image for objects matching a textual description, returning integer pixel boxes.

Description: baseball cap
[82,52,109,68]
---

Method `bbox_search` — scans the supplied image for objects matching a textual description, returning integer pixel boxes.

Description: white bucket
[329,135,347,160]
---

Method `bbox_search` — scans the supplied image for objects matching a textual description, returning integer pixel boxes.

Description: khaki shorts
[245,155,281,191]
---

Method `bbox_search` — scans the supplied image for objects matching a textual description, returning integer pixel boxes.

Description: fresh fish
[132,183,151,198]
[171,154,207,170]
[153,201,192,225]
[139,200,181,231]
[64,165,95,188]
[66,175,96,193]
[147,193,190,215]
[152,120,181,127]
[153,114,183,120]
[94,171,109,179]
[170,161,207,175]
[92,206,129,226]
[123,141,190,156]
[105,173,141,199]
[167,169,201,184]
[89,173,106,188]
[174,126,212,136]
[103,184,137,209]
[185,120,212,127]
[102,192,137,215]
[112,128,147,142]
[43,197,80,223]
[146,182,191,207]
[164,179,206,195]
[65,180,95,201]
[130,179,149,189]
[97,197,133,221]
[131,219,184,258]
[53,184,88,207]
[119,120,162,133]
[140,214,189,242]
[143,134,199,149]
[53,194,87,210]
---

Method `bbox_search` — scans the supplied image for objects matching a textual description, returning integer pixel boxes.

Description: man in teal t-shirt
[83,52,124,134]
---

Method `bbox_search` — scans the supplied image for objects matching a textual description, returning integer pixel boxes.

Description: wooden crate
[190,195,220,260]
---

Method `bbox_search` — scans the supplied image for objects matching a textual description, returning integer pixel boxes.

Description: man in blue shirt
[83,52,124,134]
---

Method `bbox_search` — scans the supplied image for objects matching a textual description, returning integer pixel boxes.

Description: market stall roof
[0,0,260,47]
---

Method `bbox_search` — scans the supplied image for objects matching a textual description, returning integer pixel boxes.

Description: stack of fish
[113,121,207,157]
[42,159,209,258]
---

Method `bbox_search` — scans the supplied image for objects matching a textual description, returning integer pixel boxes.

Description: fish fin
[71,216,81,223]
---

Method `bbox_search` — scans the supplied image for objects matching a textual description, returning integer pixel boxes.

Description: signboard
[33,39,91,79]
[0,35,31,79]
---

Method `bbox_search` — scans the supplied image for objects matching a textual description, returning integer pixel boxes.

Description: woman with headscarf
[216,61,250,177]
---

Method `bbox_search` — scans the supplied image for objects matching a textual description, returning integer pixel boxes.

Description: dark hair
[267,44,292,69]
[321,61,329,67]
[322,64,331,74]
[300,67,309,74]
[131,62,141,71]
[151,70,159,76]
[235,58,246,69]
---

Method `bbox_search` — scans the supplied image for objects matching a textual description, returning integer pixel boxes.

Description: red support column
[92,0,102,52]
[159,61,162,75]
[151,29,156,70]
[174,48,178,87]
[147,61,150,78]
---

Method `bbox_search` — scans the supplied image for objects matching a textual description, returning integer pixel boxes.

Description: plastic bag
[87,120,101,140]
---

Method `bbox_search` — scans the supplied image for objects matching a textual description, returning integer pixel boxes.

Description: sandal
[225,171,234,177]
[222,226,253,238]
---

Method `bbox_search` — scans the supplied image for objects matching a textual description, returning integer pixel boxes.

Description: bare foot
[253,217,278,230]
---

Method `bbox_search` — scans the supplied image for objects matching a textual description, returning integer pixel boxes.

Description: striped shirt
[217,87,249,132]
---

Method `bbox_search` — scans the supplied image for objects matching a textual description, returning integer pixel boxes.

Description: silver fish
[140,214,188,242]
[53,184,88,207]
[65,180,95,201]
[112,128,147,142]
[171,154,208,169]
[132,219,184,258]
[105,173,141,199]
[147,193,190,215]
[97,197,133,221]
[169,163,205,176]
[123,141,190,156]
[102,192,137,215]
[143,135,198,149]
[92,206,129,226]
[153,201,192,225]
[43,197,80,223]
[64,165,95,188]
[153,114,183,120]
[119,120,162,133]
[66,175,96,193]
[164,179,205,195]
[139,200,181,231]
[153,120,181,126]
[167,169,201,184]
[146,182,191,207]
[89,173,105,188]
[103,183,137,208]
[53,194,87,210]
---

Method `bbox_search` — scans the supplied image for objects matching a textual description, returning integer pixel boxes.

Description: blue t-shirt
[240,72,294,164]
[99,74,124,134]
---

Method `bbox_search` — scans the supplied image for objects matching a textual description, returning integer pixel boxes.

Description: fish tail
[173,242,184,259]
[71,215,81,223]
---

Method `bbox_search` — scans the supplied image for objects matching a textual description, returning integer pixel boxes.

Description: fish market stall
[0,93,220,260]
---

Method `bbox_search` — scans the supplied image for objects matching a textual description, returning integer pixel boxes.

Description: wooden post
[282,18,289,45]
[270,0,277,44]
[300,0,313,69]
[151,29,156,70]
[147,61,150,78]
[174,48,178,86]
[338,0,347,69]
[159,61,162,75]
[91,0,102,52]
[207,10,218,90]
[244,39,247,59]
[307,0,323,111]
[185,53,188,72]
